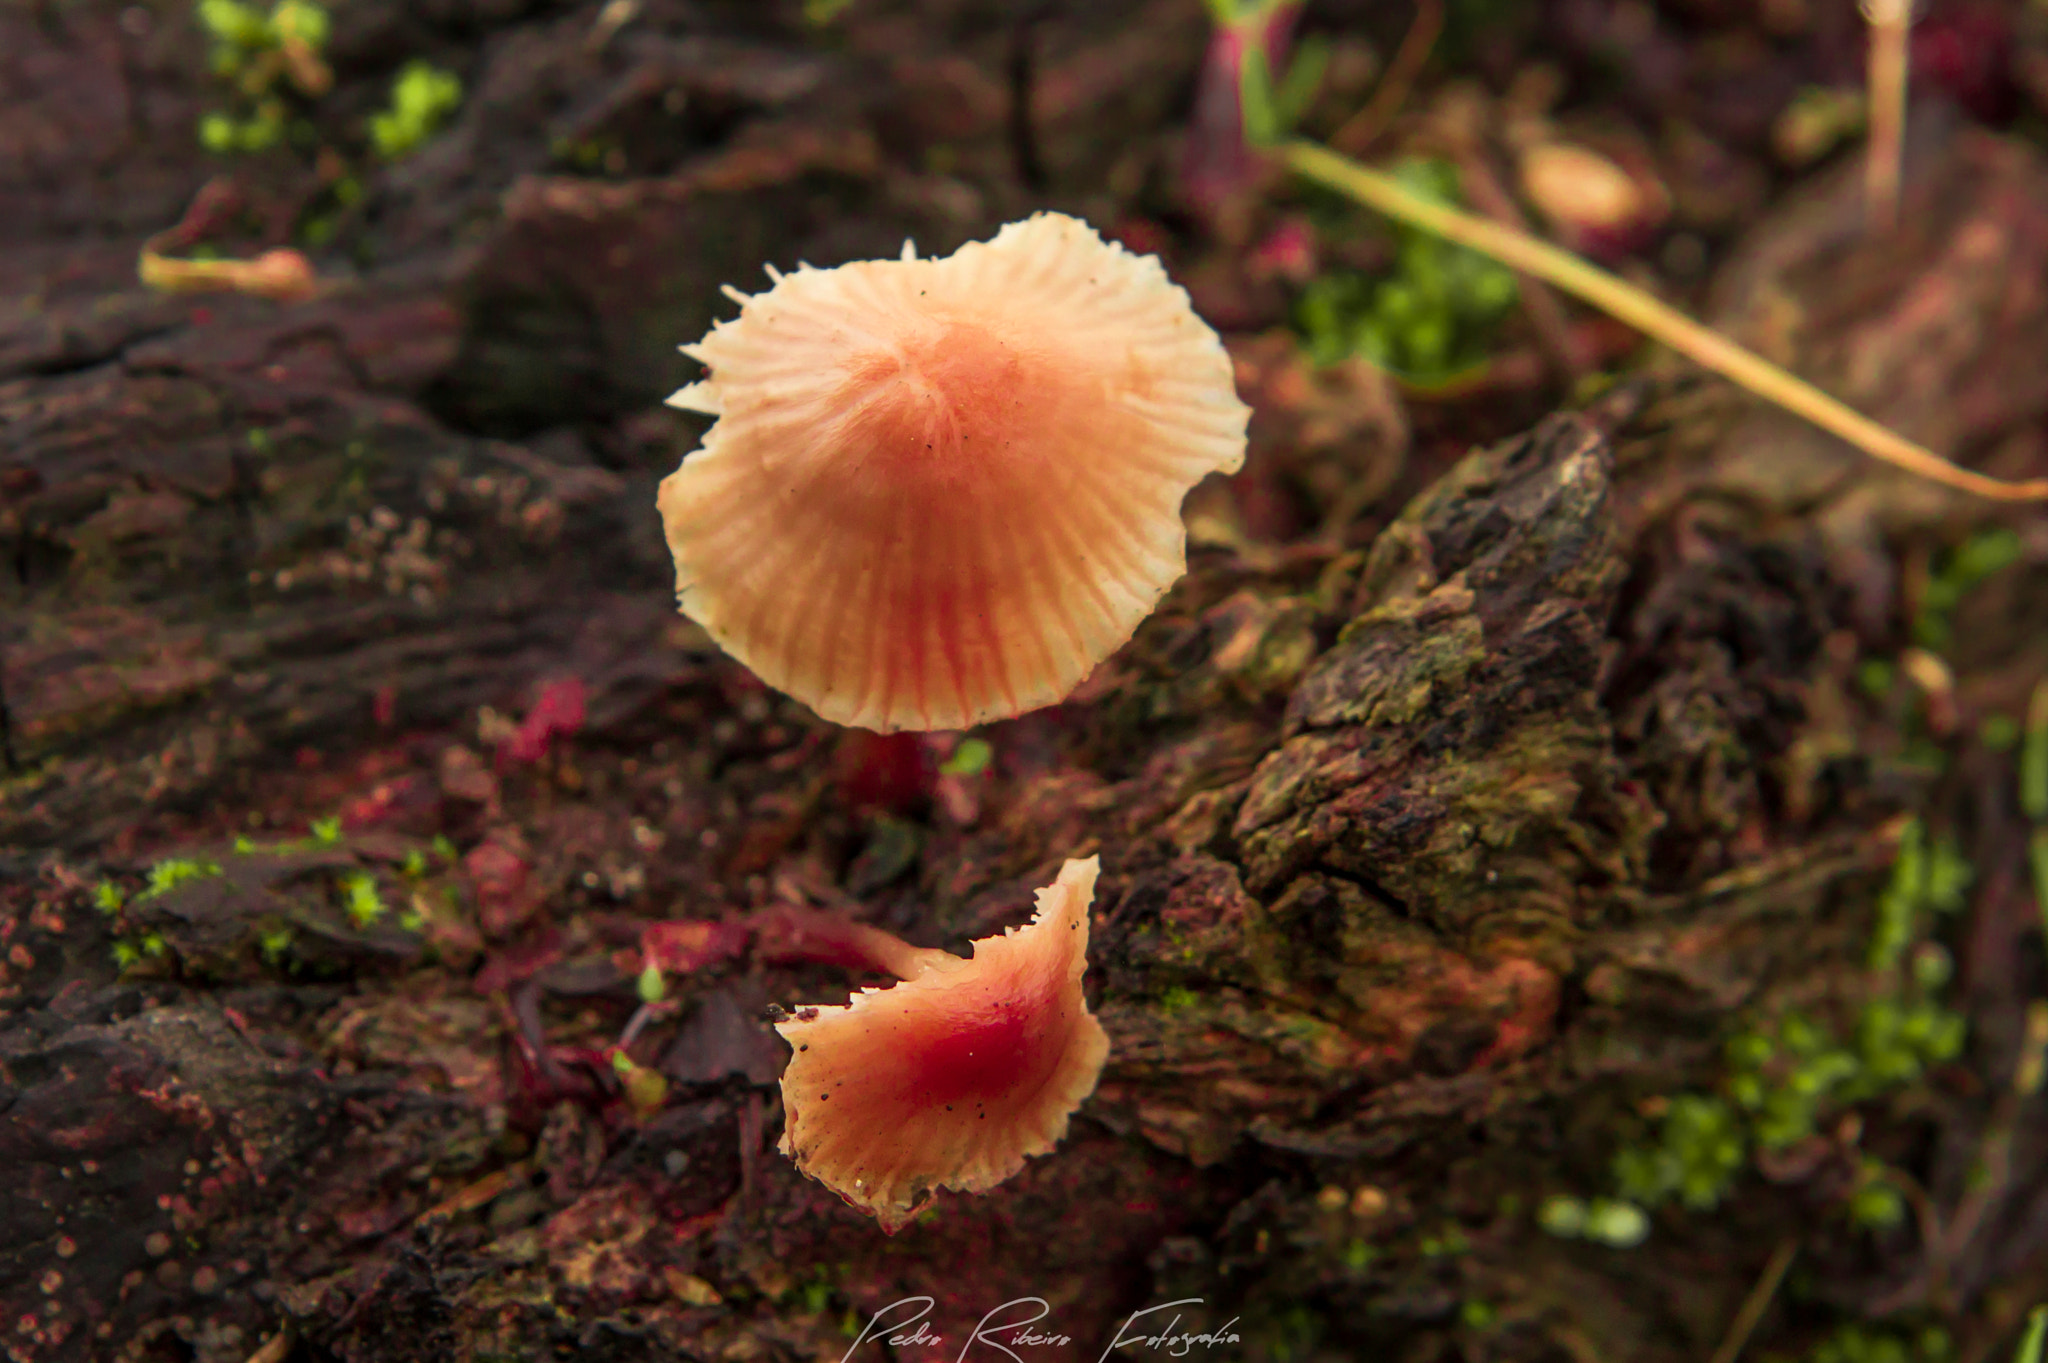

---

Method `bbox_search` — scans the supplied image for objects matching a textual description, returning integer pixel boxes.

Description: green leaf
[2014,1308,2047,1363]
[1270,34,1329,133]
[939,738,992,778]
[2022,681,2048,822]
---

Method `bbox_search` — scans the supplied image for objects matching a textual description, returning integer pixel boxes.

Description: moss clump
[196,0,329,155]
[1911,528,2022,652]
[138,856,223,900]
[1295,160,1518,383]
[1609,827,1969,1215]
[369,62,463,159]
[340,871,386,927]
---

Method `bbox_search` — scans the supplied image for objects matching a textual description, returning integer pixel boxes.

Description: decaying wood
[6,3,2048,1361]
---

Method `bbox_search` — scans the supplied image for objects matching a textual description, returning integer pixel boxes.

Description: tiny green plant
[93,881,126,913]
[138,856,223,900]
[196,0,330,155]
[340,871,386,927]
[1847,1158,1907,1232]
[368,62,463,159]
[2022,683,2048,938]
[259,925,295,966]
[1610,827,1968,1215]
[1295,161,1517,383]
[1537,1194,1651,1248]
[1912,528,2023,653]
[2014,1308,2047,1363]
[1798,1322,1952,1363]
[310,816,342,846]
[939,738,993,778]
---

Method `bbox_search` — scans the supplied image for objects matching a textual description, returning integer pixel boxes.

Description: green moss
[1615,1094,1745,1209]
[1848,1159,1907,1231]
[1793,1323,1951,1363]
[2015,1308,2047,1363]
[940,738,992,778]
[1538,1190,1653,1246]
[259,925,295,966]
[195,0,329,156]
[1606,828,1970,1215]
[1418,1225,1470,1258]
[138,856,222,900]
[341,871,385,927]
[1294,161,1518,383]
[1912,528,2022,653]
[369,62,463,159]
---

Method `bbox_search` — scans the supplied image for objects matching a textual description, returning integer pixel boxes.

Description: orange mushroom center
[898,994,1042,1108]
[838,318,1058,496]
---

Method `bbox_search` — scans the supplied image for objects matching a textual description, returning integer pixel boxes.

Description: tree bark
[6,2,2048,1360]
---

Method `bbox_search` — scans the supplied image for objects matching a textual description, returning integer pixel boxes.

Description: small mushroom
[658,215,1250,733]
[773,856,1110,1232]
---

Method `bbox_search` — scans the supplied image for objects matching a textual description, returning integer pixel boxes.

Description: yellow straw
[1283,138,2048,503]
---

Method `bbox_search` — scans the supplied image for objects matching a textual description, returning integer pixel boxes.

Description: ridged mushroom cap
[774,857,1110,1233]
[658,214,1250,732]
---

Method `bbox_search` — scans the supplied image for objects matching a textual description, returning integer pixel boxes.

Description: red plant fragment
[499,678,587,767]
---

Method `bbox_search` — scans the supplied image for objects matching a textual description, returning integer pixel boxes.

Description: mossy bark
[6,4,2048,1361]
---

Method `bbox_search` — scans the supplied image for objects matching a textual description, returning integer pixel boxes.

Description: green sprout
[1610,826,1969,1216]
[195,0,329,155]
[1806,1323,1952,1363]
[1913,528,2022,653]
[1459,1300,1497,1332]
[2016,1308,2047,1363]
[138,857,222,901]
[1847,1159,1907,1232]
[93,881,126,913]
[1295,161,1517,383]
[310,816,342,846]
[610,1049,669,1117]
[369,62,463,159]
[1538,1194,1650,1247]
[340,871,386,927]
[2021,682,2048,938]
[1869,818,1969,972]
[637,961,666,1004]
[1614,1093,1746,1209]
[259,925,295,966]
[939,738,993,778]
[2023,682,2048,822]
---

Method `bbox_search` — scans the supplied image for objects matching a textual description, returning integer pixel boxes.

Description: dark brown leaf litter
[5,1,2048,1360]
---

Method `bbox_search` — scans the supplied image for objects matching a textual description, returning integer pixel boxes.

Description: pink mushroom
[773,857,1110,1232]
[658,215,1249,733]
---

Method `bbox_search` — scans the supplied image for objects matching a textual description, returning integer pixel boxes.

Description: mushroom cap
[658,214,1250,733]
[773,857,1110,1233]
